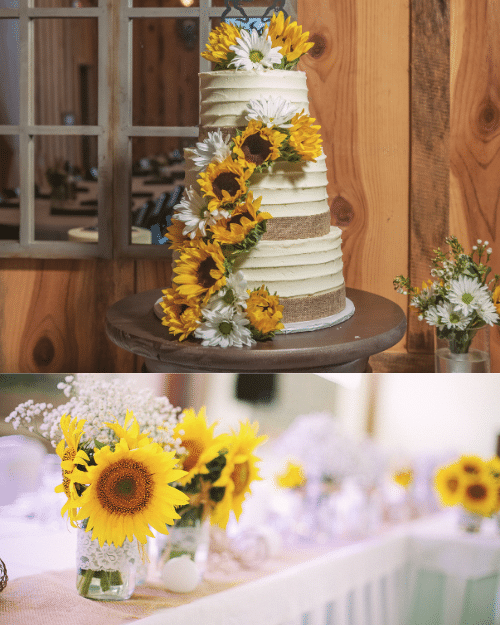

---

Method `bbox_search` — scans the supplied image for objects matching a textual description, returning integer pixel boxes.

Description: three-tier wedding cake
[161,13,347,348]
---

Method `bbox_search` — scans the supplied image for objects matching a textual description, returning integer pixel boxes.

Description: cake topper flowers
[201,12,314,71]
[394,236,500,354]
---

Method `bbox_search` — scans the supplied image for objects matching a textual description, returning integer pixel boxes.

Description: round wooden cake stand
[105,288,407,373]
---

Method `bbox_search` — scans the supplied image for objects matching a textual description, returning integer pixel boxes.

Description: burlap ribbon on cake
[281,286,346,324]
[263,212,331,241]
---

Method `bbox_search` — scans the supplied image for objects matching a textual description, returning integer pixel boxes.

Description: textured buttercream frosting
[184,68,347,323]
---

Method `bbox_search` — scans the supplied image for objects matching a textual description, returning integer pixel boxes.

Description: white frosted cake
[162,14,347,347]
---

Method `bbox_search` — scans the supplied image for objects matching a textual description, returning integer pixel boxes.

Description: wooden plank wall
[0,0,499,373]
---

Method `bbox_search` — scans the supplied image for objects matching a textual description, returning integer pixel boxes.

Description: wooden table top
[105,288,407,373]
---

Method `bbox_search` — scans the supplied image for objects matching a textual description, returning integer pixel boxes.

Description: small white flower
[191,130,231,171]
[484,240,489,246]
[448,275,490,315]
[487,248,493,254]
[436,302,470,330]
[195,304,255,348]
[476,299,500,326]
[174,186,229,238]
[229,28,283,71]
[424,306,444,329]
[205,271,249,310]
[245,95,300,127]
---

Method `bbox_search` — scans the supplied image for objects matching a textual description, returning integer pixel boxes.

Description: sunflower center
[182,439,204,472]
[232,461,250,495]
[467,483,487,501]
[242,133,271,165]
[96,459,152,514]
[249,50,264,63]
[461,292,474,305]
[447,477,459,493]
[213,172,240,200]
[197,256,218,289]
[229,211,253,227]
[463,463,479,474]
[218,321,234,336]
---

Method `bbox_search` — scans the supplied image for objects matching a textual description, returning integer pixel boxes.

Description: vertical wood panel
[450,0,500,372]
[299,0,409,351]
[408,0,450,354]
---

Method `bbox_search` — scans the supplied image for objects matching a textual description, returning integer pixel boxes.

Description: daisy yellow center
[182,439,204,472]
[249,50,264,63]
[241,134,271,165]
[218,321,233,336]
[197,257,218,289]
[232,461,250,496]
[213,172,240,200]
[466,483,487,501]
[461,293,474,305]
[96,459,153,515]
[449,313,461,324]
[223,289,235,305]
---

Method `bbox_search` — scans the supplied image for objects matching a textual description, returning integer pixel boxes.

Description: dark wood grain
[105,288,407,373]
[408,0,450,353]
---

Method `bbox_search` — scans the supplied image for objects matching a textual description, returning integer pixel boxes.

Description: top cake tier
[199,69,310,136]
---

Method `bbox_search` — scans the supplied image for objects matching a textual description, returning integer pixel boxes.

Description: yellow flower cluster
[434,455,500,517]
[276,461,306,489]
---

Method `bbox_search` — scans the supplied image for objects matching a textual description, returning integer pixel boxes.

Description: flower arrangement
[6,376,267,595]
[394,236,500,353]
[201,12,314,71]
[434,455,500,520]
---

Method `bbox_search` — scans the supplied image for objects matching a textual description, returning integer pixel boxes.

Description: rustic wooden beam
[408,0,450,354]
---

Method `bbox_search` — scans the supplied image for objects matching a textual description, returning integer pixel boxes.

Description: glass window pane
[34,0,98,10]
[133,18,199,127]
[0,134,19,241]
[34,18,98,126]
[34,134,99,242]
[0,19,20,125]
[130,135,190,245]
[133,0,199,9]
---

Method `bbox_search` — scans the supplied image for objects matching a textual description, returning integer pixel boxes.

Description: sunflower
[276,461,306,489]
[434,463,464,506]
[267,11,315,63]
[488,456,500,479]
[105,409,151,449]
[209,192,271,245]
[493,285,500,316]
[393,469,413,489]
[161,287,202,341]
[165,218,191,251]
[246,286,284,336]
[174,407,228,487]
[461,474,498,516]
[54,414,90,526]
[287,112,323,161]
[172,240,228,305]
[72,438,189,547]
[201,21,240,67]
[458,455,486,477]
[211,421,267,529]
[233,121,286,167]
[198,157,253,211]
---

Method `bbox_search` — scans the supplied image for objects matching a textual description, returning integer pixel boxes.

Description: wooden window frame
[0,0,295,259]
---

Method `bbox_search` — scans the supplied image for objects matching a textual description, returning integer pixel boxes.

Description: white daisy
[205,270,249,310]
[245,95,300,128]
[476,298,500,326]
[229,28,283,71]
[194,304,255,348]
[447,275,490,315]
[436,302,470,331]
[191,130,231,171]
[424,306,444,329]
[174,186,229,238]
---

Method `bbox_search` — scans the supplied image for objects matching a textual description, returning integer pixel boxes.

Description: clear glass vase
[434,326,490,372]
[155,505,209,592]
[458,508,483,533]
[76,526,139,601]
